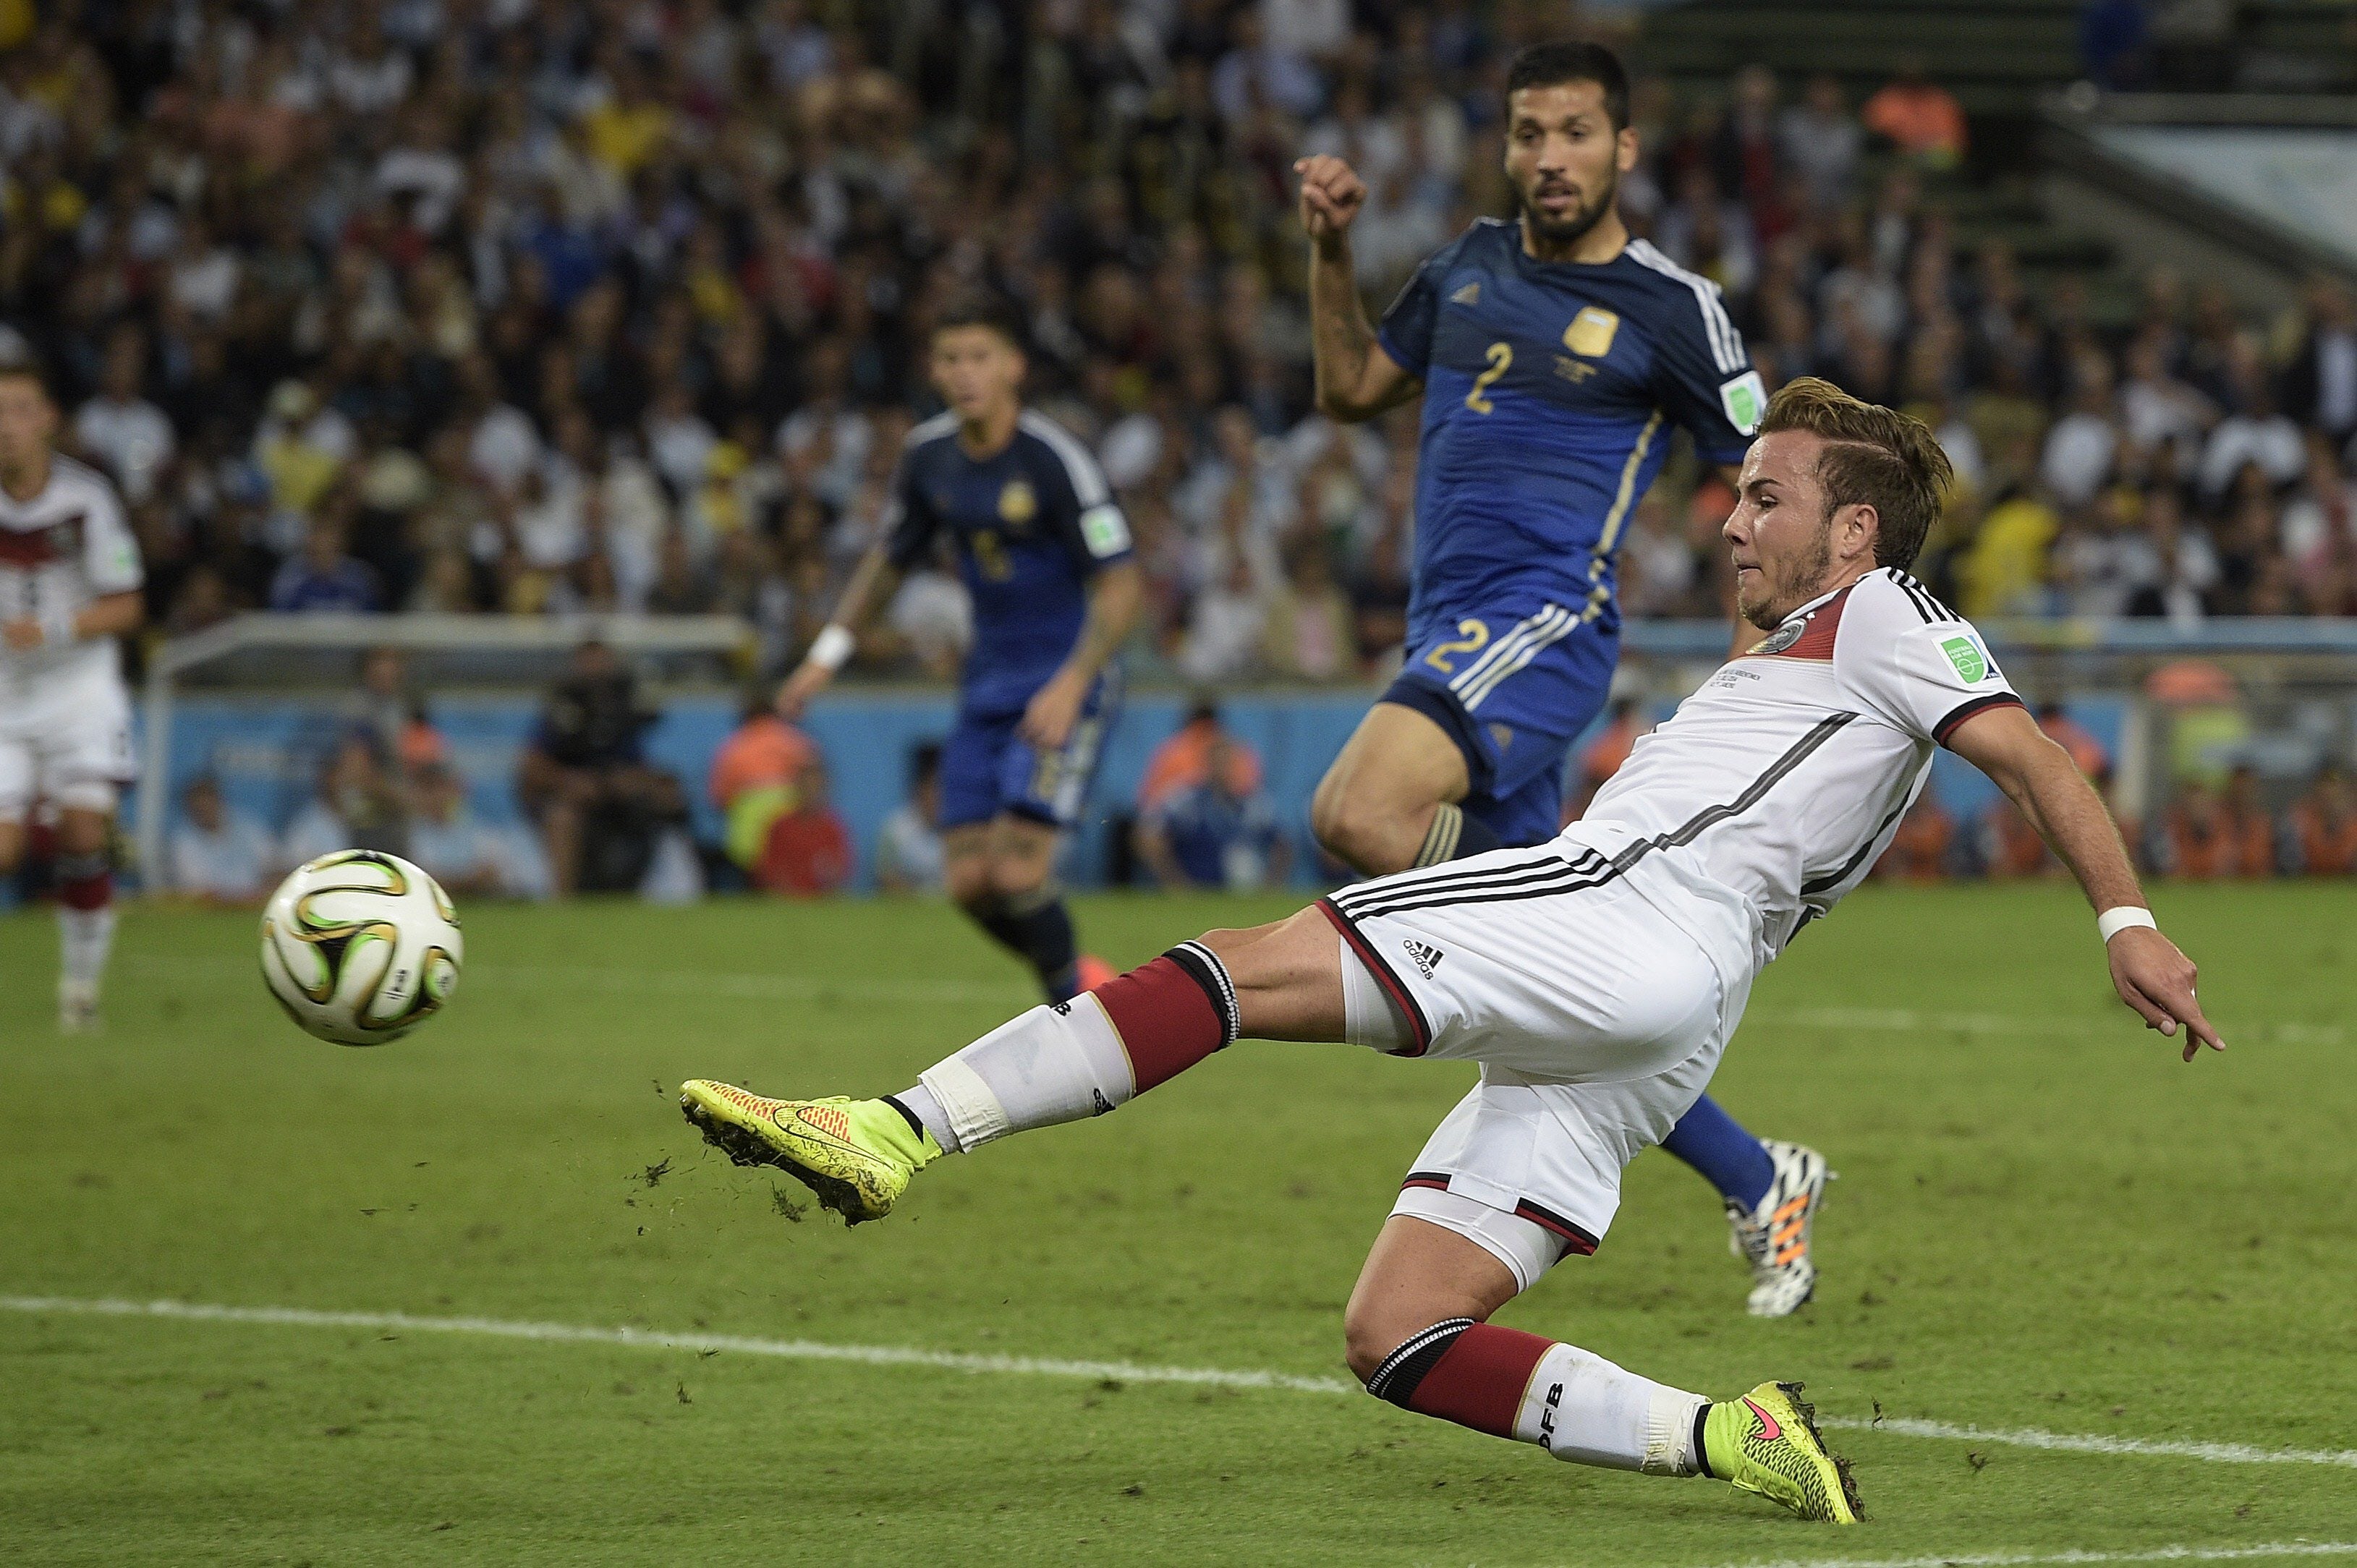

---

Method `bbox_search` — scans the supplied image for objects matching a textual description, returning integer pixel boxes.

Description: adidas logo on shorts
[1402,940,1445,979]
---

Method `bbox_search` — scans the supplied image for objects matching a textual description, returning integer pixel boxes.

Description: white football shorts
[0,669,136,818]
[1322,822,1757,1290]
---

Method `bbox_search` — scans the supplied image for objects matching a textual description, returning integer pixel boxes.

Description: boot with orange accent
[678,1083,940,1224]
[1724,1140,1831,1317]
[1074,954,1117,993]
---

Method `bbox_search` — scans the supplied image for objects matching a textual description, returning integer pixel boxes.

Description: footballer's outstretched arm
[1946,702,2224,1060]
[1296,156,1422,422]
[776,541,895,717]
[1019,559,1142,749]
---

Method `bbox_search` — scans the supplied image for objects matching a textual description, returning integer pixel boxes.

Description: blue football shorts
[938,666,1122,832]
[1382,592,1618,848]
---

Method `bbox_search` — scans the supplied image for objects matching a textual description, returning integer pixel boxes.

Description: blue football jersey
[1377,221,1764,645]
[888,409,1134,714]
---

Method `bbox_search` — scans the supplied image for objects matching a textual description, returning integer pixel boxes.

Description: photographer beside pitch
[681,380,2219,1525]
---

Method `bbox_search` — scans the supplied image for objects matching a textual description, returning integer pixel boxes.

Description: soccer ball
[260,850,464,1046]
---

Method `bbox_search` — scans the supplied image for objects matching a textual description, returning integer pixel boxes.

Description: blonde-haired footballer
[0,358,144,1033]
[681,380,2220,1524]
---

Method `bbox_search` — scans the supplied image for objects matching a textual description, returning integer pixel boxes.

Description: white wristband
[807,623,854,672]
[2097,906,2157,944]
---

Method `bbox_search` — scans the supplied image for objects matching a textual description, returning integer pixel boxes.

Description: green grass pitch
[2,882,2353,1566]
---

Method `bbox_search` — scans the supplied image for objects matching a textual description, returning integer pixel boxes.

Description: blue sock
[1660,1094,1775,1210]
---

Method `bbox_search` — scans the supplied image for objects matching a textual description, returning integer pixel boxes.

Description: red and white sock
[909,942,1240,1151]
[1365,1320,1707,1475]
[55,851,115,996]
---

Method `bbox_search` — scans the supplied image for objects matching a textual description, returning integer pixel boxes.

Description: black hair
[933,293,1028,354]
[910,740,943,784]
[1504,41,1631,132]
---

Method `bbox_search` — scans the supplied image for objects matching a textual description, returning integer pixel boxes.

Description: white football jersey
[0,453,143,694]
[1587,568,2021,965]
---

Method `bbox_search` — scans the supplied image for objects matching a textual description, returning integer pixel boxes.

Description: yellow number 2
[970,528,1014,581]
[1465,342,1512,414]
[1424,618,1490,675]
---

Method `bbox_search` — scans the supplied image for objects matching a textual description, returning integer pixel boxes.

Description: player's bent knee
[987,856,1049,904]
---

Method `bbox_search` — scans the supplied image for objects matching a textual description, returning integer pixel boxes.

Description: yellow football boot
[679,1082,940,1224]
[1702,1381,1863,1522]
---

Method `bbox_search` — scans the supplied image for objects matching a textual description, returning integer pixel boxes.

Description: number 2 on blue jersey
[1464,342,1511,414]
[1423,618,1490,673]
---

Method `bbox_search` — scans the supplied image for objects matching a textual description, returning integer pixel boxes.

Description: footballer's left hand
[2107,926,2225,1062]
[1019,669,1087,751]
[1,618,43,649]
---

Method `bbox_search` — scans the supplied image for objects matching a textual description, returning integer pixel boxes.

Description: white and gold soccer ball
[259,850,464,1046]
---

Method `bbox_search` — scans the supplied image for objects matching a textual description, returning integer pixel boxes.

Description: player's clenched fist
[1294,155,1367,247]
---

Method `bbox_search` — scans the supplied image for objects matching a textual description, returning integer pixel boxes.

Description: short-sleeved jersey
[888,409,1132,715]
[1585,569,2023,966]
[0,453,142,695]
[1379,221,1765,642]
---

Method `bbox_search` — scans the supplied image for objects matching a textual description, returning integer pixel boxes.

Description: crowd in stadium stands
[14,0,2357,681]
[8,0,2352,898]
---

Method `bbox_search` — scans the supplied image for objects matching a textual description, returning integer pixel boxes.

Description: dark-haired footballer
[1296,40,1823,1315]
[779,300,1140,1002]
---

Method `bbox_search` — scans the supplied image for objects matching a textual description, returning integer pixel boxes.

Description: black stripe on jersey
[1932,691,2026,746]
[1339,713,1860,921]
[1337,858,1622,921]
[1886,568,1955,623]
[1608,711,1858,866]
[1331,849,1611,920]
[1800,795,1912,896]
[1317,898,1435,1056]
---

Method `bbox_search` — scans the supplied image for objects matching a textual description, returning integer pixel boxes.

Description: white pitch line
[0,1295,1359,1395]
[1707,1543,2357,1568]
[6,1295,2355,1475]
[1820,1415,2357,1470]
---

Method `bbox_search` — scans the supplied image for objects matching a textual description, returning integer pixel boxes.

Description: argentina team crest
[997,480,1037,526]
[1563,306,1619,358]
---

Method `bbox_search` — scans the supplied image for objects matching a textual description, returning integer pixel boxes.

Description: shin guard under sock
[1365,1320,1706,1475]
[914,943,1240,1150]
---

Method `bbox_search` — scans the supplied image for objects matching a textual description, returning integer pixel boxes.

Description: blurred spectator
[1262,537,1354,681]
[72,324,173,505]
[1780,74,1861,217]
[516,639,673,895]
[1139,700,1265,814]
[1876,793,1956,882]
[270,516,381,613]
[282,734,409,865]
[708,696,817,877]
[2149,768,2273,877]
[755,754,854,896]
[167,775,273,905]
[2288,764,2357,874]
[876,741,948,893]
[1136,732,1288,890]
[2220,764,2280,874]
[407,762,548,899]
[2280,276,2357,448]
[1861,59,1966,170]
